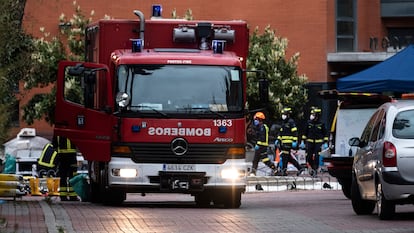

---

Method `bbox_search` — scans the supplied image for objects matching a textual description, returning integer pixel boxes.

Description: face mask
[253,119,260,126]
[282,114,287,120]
[310,114,315,120]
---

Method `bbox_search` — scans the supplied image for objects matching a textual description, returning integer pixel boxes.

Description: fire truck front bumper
[107,157,247,193]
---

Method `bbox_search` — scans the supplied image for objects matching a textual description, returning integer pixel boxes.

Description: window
[63,72,84,106]
[360,110,380,146]
[370,110,385,142]
[116,65,243,114]
[336,0,356,52]
[386,28,414,49]
[393,110,414,139]
[63,66,108,110]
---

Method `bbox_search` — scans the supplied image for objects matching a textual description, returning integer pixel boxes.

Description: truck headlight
[221,168,244,180]
[112,168,137,178]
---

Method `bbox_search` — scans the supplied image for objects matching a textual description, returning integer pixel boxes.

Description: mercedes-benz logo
[171,138,188,156]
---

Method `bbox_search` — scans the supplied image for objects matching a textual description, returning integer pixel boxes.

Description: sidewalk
[0,171,340,233]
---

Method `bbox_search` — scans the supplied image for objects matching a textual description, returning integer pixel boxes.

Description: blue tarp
[337,45,414,93]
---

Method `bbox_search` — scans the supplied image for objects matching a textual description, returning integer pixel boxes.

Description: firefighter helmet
[281,107,292,115]
[311,107,322,115]
[254,112,266,120]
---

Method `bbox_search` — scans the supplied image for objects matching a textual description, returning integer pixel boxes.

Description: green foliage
[0,0,29,142]
[247,26,308,122]
[22,89,56,125]
[171,8,193,20]
[22,1,93,125]
[58,2,93,61]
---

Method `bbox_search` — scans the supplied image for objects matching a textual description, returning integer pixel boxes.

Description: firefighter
[301,107,328,177]
[250,111,278,176]
[53,136,79,201]
[277,107,303,176]
[37,143,58,177]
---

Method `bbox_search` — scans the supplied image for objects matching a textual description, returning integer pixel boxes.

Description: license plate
[165,164,195,171]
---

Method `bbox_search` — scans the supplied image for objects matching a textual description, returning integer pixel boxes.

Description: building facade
[16,0,414,138]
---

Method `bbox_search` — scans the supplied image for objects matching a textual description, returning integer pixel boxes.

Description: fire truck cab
[54,8,249,208]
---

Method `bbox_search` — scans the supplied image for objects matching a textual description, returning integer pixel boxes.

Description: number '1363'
[213,119,232,127]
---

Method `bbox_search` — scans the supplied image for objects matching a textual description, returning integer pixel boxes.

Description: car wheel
[340,179,351,199]
[351,175,375,215]
[376,183,395,220]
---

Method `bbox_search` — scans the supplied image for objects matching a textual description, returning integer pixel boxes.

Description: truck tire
[214,189,242,209]
[89,162,126,205]
[89,181,101,203]
[88,162,102,203]
[195,191,212,207]
[102,189,126,206]
[99,166,126,205]
[376,183,395,220]
[351,175,375,215]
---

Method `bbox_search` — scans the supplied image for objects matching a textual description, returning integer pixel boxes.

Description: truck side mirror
[83,71,97,109]
[68,63,85,76]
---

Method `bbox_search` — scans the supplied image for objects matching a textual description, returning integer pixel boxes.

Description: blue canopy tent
[337,45,414,93]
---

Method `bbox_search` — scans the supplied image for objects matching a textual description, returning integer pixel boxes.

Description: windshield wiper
[180,106,225,118]
[134,105,169,117]
[203,108,225,118]
[149,108,169,117]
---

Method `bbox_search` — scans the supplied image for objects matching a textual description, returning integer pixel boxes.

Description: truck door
[54,61,113,162]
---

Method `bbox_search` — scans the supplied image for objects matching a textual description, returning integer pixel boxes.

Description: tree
[247,26,308,123]
[0,0,31,143]
[22,2,93,125]
[171,8,193,20]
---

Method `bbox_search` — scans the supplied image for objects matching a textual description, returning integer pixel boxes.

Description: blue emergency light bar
[212,40,225,54]
[131,39,143,52]
[152,5,162,17]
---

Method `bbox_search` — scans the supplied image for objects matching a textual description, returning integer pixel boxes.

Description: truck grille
[126,143,231,164]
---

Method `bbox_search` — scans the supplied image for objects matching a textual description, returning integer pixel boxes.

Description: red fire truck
[54,8,251,208]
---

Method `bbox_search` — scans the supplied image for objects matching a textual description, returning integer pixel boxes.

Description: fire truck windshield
[116,65,243,114]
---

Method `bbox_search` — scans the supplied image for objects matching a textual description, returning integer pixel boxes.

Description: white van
[320,90,392,198]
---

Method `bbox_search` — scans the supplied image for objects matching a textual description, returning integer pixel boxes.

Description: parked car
[318,90,391,199]
[349,99,414,220]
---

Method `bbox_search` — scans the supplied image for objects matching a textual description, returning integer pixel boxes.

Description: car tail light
[383,141,397,167]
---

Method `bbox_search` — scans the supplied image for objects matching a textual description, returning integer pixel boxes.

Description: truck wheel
[90,162,125,206]
[195,192,212,207]
[102,189,126,206]
[215,189,241,209]
[376,183,395,220]
[351,175,375,215]
[88,162,102,203]
[89,181,101,203]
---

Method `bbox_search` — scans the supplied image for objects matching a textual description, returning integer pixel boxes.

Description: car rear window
[393,110,414,139]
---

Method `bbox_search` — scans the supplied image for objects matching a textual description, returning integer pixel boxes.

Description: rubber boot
[46,177,60,196]
[29,177,42,196]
